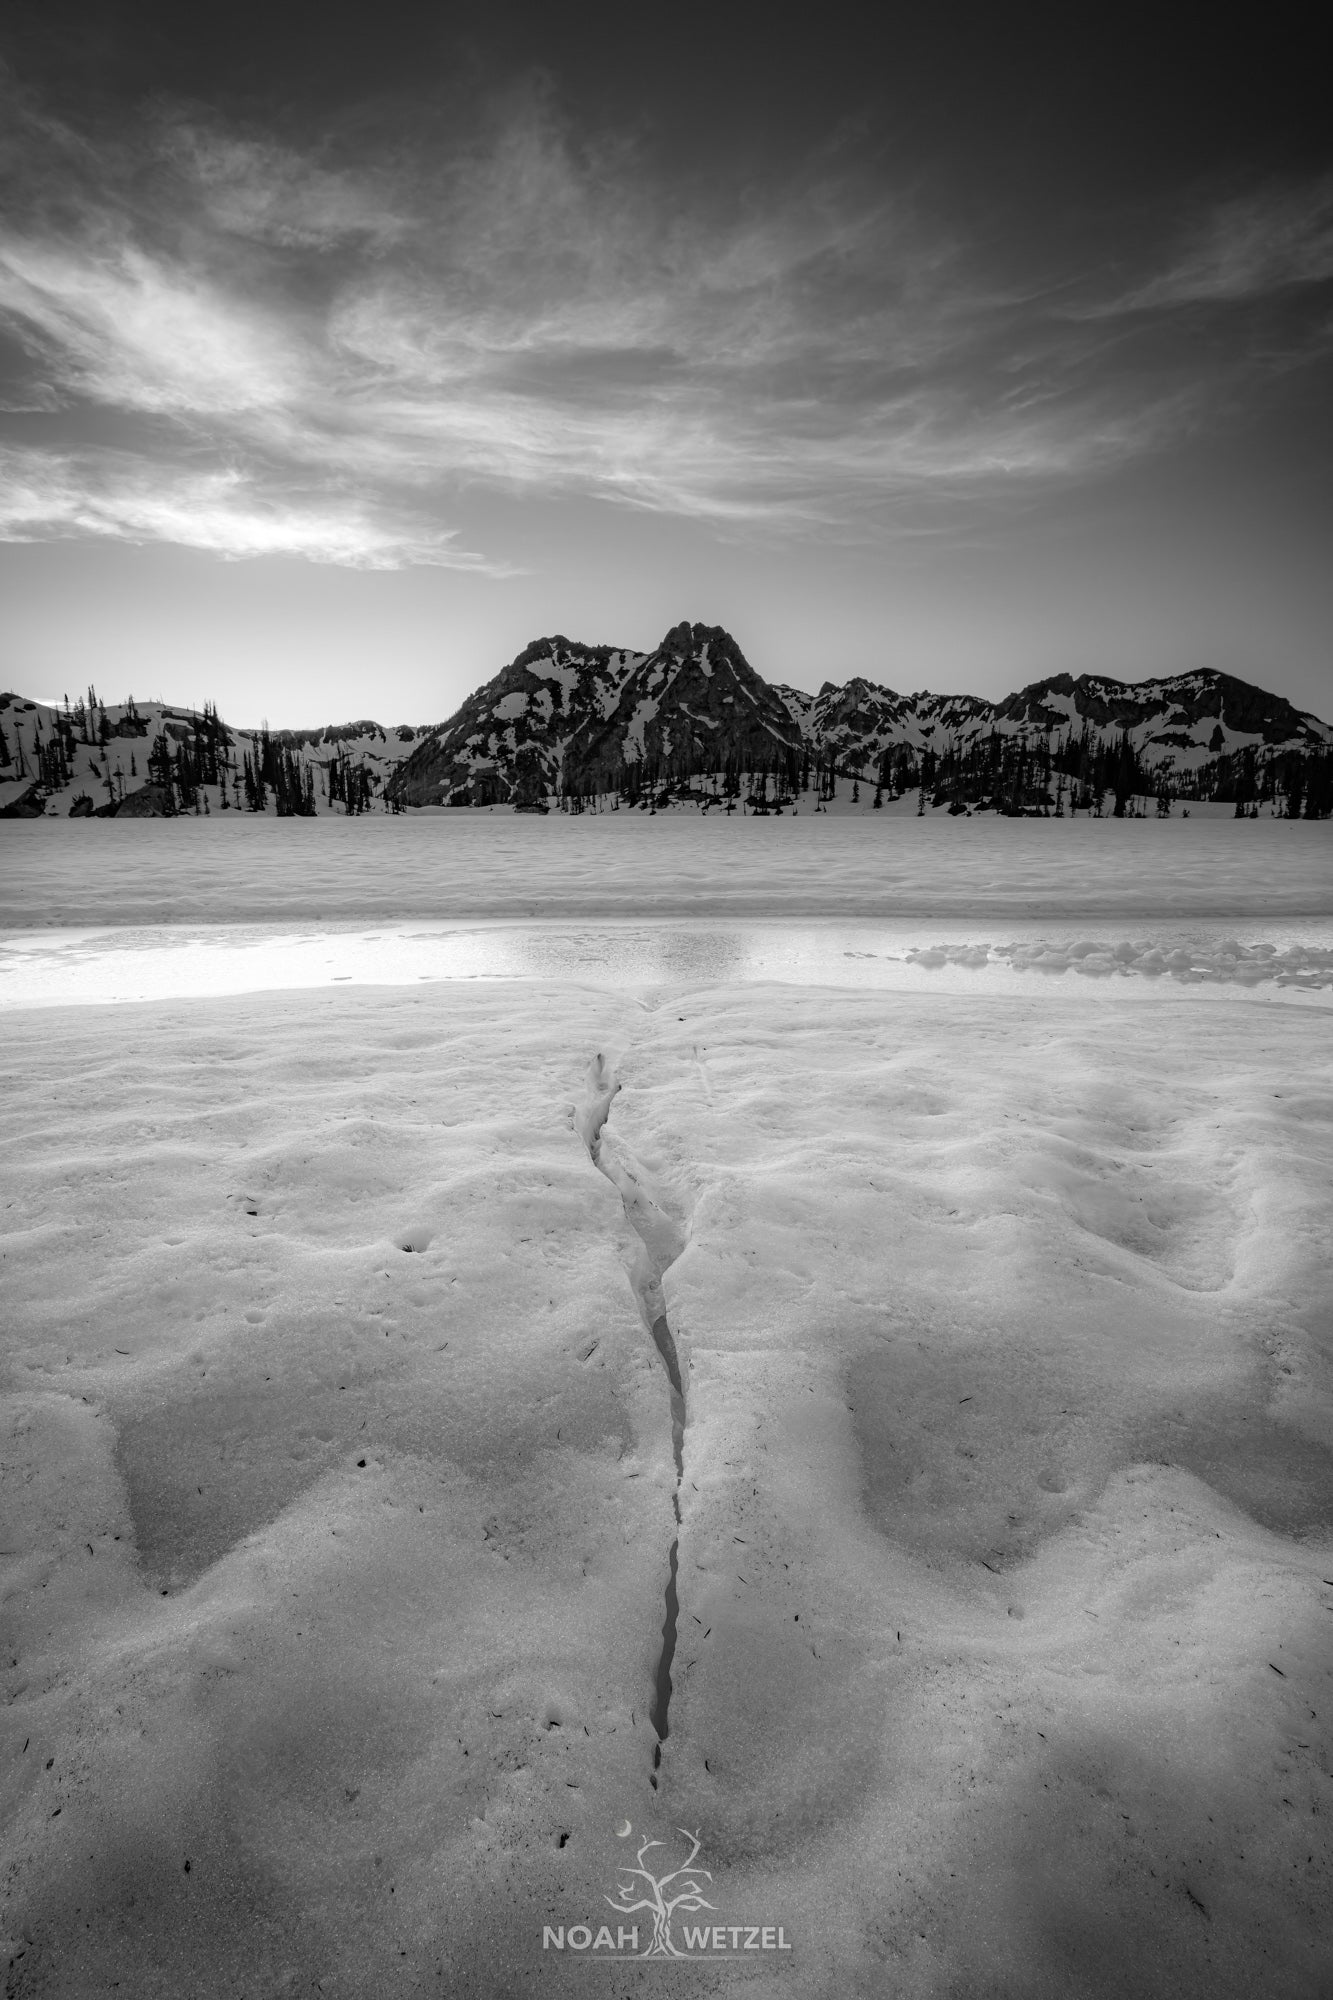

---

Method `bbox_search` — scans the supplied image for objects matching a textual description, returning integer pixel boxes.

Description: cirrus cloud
[0,443,500,569]
[1,68,1330,570]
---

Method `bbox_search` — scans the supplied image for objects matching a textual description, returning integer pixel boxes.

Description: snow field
[1,976,1330,1994]
[2,809,1331,931]
[615,988,1333,1995]
[1,985,677,1994]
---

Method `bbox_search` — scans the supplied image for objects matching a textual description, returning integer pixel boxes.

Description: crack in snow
[577,1051,688,1790]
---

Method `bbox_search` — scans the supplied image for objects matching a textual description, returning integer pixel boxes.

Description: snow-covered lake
[3,806,1331,928]
[2,817,1330,1997]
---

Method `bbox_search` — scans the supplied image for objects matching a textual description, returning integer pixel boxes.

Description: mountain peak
[380,640,1331,808]
[4,641,1329,819]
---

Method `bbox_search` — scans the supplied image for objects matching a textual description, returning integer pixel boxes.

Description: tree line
[471,724,1333,819]
[0,693,398,816]
[7,689,1330,819]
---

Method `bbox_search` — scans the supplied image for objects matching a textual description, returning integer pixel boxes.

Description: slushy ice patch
[579,1052,689,1783]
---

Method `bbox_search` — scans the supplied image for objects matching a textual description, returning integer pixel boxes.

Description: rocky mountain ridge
[391,622,809,807]
[2,624,1330,817]
[387,621,1332,810]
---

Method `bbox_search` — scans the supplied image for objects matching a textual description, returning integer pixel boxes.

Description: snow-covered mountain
[389,624,1332,808]
[389,622,804,807]
[773,667,1332,782]
[2,632,1330,818]
[0,692,427,818]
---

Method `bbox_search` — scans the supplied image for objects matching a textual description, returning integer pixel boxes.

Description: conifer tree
[1285,764,1304,818]
[146,731,177,813]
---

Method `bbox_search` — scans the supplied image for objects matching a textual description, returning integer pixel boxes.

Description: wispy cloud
[0,68,1328,569]
[0,444,498,568]
[157,122,412,251]
[1076,178,1333,315]
[0,234,306,414]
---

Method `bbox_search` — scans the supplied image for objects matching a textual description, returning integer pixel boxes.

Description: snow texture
[1,820,1331,1997]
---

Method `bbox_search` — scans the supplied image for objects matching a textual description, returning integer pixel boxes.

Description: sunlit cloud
[0,234,308,414]
[0,444,503,569]
[0,69,1329,570]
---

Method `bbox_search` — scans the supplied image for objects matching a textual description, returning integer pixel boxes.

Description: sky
[1,1,1331,729]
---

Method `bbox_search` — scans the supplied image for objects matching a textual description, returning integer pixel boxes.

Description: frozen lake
[3,807,1331,930]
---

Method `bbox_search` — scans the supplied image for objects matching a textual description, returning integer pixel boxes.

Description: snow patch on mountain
[4,633,1330,820]
[0,692,429,819]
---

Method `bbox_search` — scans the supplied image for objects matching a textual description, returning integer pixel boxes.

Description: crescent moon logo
[616,1820,633,1838]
